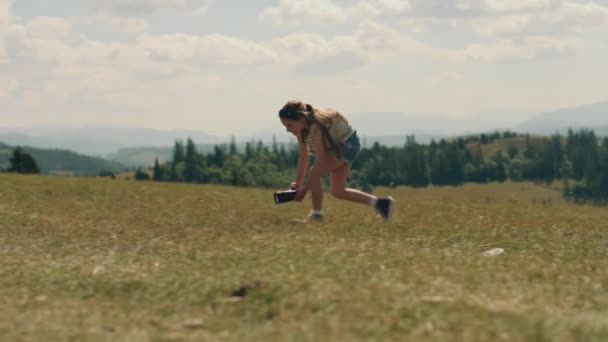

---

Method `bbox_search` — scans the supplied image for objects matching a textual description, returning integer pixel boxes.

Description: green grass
[1,174,608,341]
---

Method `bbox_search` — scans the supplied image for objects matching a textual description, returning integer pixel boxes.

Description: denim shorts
[333,131,360,166]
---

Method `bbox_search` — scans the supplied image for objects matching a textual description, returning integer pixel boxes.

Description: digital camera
[274,189,297,204]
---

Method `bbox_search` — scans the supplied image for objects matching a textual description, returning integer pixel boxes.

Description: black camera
[274,189,297,204]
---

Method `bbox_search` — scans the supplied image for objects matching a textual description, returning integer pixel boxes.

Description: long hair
[278,100,345,157]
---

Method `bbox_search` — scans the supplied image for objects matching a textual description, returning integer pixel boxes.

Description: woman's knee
[331,188,347,199]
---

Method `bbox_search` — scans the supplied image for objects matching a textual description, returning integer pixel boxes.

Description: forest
[149,129,608,202]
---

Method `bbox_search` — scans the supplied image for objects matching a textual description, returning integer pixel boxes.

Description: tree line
[0,144,127,176]
[150,129,608,202]
[3,129,605,202]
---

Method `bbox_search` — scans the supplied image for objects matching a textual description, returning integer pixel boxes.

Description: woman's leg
[308,155,349,212]
[329,163,376,205]
[308,170,324,211]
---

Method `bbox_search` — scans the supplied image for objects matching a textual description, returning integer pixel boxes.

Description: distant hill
[0,126,225,157]
[107,145,218,167]
[516,101,608,135]
[360,134,447,147]
[347,111,535,137]
[106,147,174,167]
[0,142,128,176]
[107,142,300,167]
[2,101,606,167]
[594,126,608,137]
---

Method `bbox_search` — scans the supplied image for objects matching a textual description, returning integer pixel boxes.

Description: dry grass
[1,174,608,341]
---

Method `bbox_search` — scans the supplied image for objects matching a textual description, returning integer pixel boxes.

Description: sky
[1,0,607,136]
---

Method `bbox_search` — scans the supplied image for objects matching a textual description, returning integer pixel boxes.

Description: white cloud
[0,73,16,97]
[6,16,75,65]
[0,46,6,64]
[8,10,585,102]
[266,33,356,65]
[400,17,463,33]
[0,0,12,63]
[137,34,278,66]
[475,1,608,37]
[259,0,348,25]
[404,0,563,17]
[482,0,560,13]
[396,0,608,40]
[355,20,410,51]
[73,15,148,34]
[260,0,413,24]
[11,19,277,69]
[90,0,210,17]
[425,71,463,85]
[455,35,583,63]
[259,0,608,42]
[23,17,73,40]
[0,0,9,27]
[261,20,425,67]
[352,0,411,17]
[13,24,77,65]
[3,1,605,128]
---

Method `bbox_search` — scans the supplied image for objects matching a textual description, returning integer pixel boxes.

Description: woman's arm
[305,132,328,185]
[294,135,310,187]
[295,131,327,197]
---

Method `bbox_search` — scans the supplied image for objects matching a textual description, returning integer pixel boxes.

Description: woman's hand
[289,182,299,190]
[293,185,308,201]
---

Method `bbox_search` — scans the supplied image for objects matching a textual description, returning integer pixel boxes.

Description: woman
[278,99,393,222]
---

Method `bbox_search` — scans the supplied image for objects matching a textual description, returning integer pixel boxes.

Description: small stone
[231,287,249,297]
[92,265,105,275]
[183,319,205,329]
[34,295,48,303]
[482,248,504,257]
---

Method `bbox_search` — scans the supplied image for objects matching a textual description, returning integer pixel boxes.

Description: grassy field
[1,174,608,341]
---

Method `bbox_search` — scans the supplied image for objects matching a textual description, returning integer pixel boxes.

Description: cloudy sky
[1,0,607,135]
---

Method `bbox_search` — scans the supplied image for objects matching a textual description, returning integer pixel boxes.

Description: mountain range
[1,100,606,166]
[515,101,608,134]
[0,126,225,156]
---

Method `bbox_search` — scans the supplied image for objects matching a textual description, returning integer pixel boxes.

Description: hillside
[595,126,608,137]
[107,142,299,167]
[0,126,225,156]
[106,144,220,167]
[1,174,607,340]
[2,100,605,160]
[106,146,176,167]
[516,101,608,134]
[0,142,128,176]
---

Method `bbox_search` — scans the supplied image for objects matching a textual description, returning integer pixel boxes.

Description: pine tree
[172,140,185,164]
[245,141,255,162]
[153,157,162,181]
[229,136,238,155]
[598,141,608,198]
[256,140,265,155]
[272,136,279,155]
[523,135,535,159]
[490,150,507,182]
[184,138,198,182]
[8,148,40,174]
[212,145,226,168]
[403,136,429,187]
[134,168,150,181]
